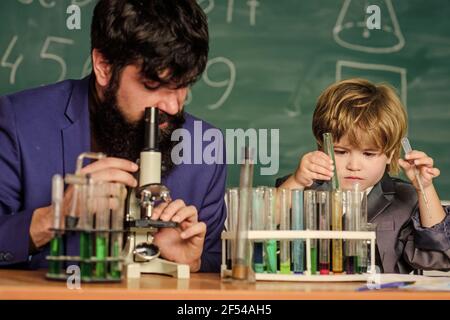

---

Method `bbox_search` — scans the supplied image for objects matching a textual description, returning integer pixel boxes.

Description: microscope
[122,107,190,279]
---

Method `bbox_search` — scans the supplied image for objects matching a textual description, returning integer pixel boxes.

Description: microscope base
[125,258,190,279]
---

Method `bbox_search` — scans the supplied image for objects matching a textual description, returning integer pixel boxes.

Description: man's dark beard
[90,81,185,176]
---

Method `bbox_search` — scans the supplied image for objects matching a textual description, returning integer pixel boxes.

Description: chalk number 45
[1,35,74,84]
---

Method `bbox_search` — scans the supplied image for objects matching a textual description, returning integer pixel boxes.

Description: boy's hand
[293,151,334,187]
[398,150,440,190]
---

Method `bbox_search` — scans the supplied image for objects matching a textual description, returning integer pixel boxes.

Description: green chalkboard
[1,0,450,199]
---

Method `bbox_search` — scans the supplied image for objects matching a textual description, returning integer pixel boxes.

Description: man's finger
[79,157,138,175]
[151,201,169,220]
[159,199,187,221]
[171,205,198,223]
[89,168,137,187]
[180,222,206,240]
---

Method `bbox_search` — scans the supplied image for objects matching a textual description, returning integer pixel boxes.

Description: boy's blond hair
[312,78,407,175]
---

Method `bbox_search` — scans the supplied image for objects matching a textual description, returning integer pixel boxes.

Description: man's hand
[29,185,75,249]
[151,199,206,272]
[29,157,138,249]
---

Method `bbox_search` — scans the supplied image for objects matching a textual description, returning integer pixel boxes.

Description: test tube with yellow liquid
[323,132,343,274]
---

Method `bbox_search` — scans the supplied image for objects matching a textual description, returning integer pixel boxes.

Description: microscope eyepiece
[144,107,159,151]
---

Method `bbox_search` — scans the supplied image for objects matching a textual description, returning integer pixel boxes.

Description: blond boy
[278,78,450,273]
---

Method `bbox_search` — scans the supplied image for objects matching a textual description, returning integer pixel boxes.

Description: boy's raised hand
[398,150,440,190]
[293,151,334,187]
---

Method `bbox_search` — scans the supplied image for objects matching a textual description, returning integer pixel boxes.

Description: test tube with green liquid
[304,190,317,274]
[317,191,330,275]
[279,188,291,274]
[49,174,64,276]
[251,187,265,273]
[264,187,277,273]
[331,190,343,273]
[78,180,94,280]
[95,182,110,279]
[291,189,304,274]
[110,183,126,279]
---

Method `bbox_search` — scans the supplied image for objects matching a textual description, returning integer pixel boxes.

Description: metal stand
[123,183,190,279]
[122,226,190,279]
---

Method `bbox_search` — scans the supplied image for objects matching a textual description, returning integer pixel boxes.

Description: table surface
[0,270,449,300]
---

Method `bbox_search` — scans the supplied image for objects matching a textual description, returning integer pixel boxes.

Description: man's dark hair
[91,0,209,87]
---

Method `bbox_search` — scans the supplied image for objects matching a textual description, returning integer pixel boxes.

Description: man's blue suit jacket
[0,76,227,272]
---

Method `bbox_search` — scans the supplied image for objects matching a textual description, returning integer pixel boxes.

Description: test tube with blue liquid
[251,187,265,273]
[291,189,304,274]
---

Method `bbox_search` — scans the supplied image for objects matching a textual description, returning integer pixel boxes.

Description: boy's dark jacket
[276,173,450,273]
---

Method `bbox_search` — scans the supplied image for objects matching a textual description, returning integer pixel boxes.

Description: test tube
[226,188,239,270]
[363,222,376,274]
[279,188,291,274]
[110,183,126,279]
[78,178,94,280]
[331,190,343,273]
[317,191,330,275]
[304,190,317,274]
[67,152,106,229]
[49,174,64,276]
[95,182,111,279]
[264,187,277,273]
[323,133,339,190]
[251,187,265,273]
[401,137,430,216]
[344,188,359,274]
[291,189,304,274]
[232,147,254,280]
[357,192,369,274]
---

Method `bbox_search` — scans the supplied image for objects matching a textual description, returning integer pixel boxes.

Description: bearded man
[0,0,226,273]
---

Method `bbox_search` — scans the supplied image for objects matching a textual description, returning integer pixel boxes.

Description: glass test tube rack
[45,153,127,283]
[220,230,376,282]
[46,227,126,283]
